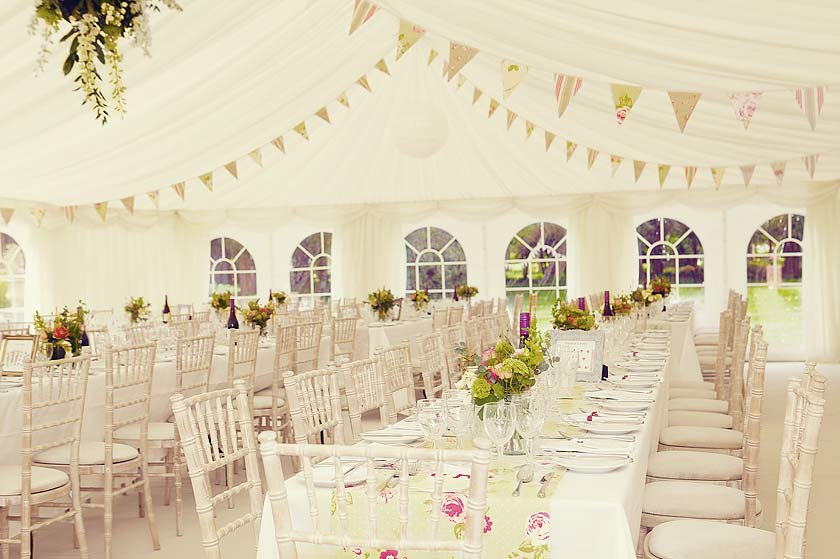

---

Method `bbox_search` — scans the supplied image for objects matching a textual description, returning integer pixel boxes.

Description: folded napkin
[564,412,643,424]
[585,390,654,402]
[541,438,632,456]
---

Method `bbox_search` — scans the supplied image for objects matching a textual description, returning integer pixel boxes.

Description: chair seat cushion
[253,395,286,409]
[668,411,734,429]
[647,450,742,481]
[0,465,69,496]
[668,398,728,413]
[647,520,773,559]
[643,481,759,520]
[669,380,714,390]
[34,441,139,466]
[669,388,717,399]
[114,422,175,441]
[693,326,719,336]
[693,334,720,346]
[660,426,743,449]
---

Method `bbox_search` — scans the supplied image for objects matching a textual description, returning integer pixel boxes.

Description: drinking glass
[482,401,515,469]
[443,390,474,449]
[514,393,546,465]
[36,342,53,362]
[416,399,446,449]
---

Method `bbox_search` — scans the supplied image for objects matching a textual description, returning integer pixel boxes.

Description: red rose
[53,326,69,340]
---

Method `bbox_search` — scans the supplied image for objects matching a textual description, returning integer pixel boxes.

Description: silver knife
[537,472,554,498]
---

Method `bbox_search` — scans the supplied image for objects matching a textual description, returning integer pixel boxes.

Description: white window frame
[209,237,257,302]
[636,217,705,296]
[290,232,332,304]
[405,226,467,299]
[504,221,568,300]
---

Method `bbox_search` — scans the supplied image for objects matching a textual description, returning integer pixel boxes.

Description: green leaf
[453,522,465,540]
[62,52,76,75]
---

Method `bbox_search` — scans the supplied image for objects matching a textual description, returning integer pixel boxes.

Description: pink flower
[484,515,493,533]
[53,325,69,340]
[615,106,629,124]
[377,487,394,504]
[495,366,512,380]
[440,493,466,523]
[526,512,551,541]
[379,550,399,559]
[351,549,362,556]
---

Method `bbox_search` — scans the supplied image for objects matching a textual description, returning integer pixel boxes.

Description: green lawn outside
[505,290,564,329]
[747,285,803,352]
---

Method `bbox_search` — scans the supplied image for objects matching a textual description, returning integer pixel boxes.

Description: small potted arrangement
[270,291,287,306]
[650,275,672,297]
[34,305,88,359]
[409,289,430,312]
[551,300,596,331]
[456,285,479,301]
[610,294,634,316]
[243,300,274,336]
[367,288,396,322]
[210,291,232,319]
[124,296,150,324]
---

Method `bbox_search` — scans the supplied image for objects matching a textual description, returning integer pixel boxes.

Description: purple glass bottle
[519,312,531,348]
[577,297,586,311]
[603,290,614,317]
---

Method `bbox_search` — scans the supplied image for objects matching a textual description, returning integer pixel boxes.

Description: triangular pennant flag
[336,92,350,108]
[120,196,134,214]
[710,167,726,190]
[147,191,159,207]
[505,109,517,130]
[566,141,577,162]
[501,60,527,98]
[611,84,643,125]
[554,73,583,117]
[803,154,819,179]
[658,164,671,188]
[348,0,376,35]
[293,122,309,140]
[472,88,483,105]
[356,75,371,92]
[94,201,108,223]
[31,208,46,227]
[64,206,76,224]
[447,41,478,81]
[586,148,599,169]
[248,148,263,167]
[171,182,186,199]
[633,160,646,182]
[396,20,425,60]
[0,208,14,225]
[684,166,697,189]
[224,161,238,179]
[441,61,449,78]
[374,59,390,76]
[545,131,556,152]
[456,75,466,90]
[199,172,213,191]
[427,49,438,66]
[488,99,500,118]
[271,136,285,154]
[315,107,330,123]
[740,164,756,187]
[525,120,535,139]
[770,161,786,185]
[668,92,702,132]
[610,155,623,177]
[795,87,825,131]
[730,92,762,129]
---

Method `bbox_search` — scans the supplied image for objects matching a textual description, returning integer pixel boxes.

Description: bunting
[336,92,350,108]
[657,164,670,188]
[147,191,159,207]
[505,109,517,129]
[374,59,390,76]
[611,85,643,125]
[770,161,786,185]
[64,206,76,224]
[488,99,500,118]
[427,49,438,66]
[271,136,285,154]
[566,141,577,162]
[795,87,825,131]
[94,202,108,223]
[441,61,449,78]
[610,155,623,177]
[315,107,330,123]
[248,148,263,167]
[472,88,483,105]
[396,20,425,60]
[554,74,583,118]
[447,42,478,81]
[586,148,599,169]
[684,166,697,188]
[803,154,819,179]
[31,208,46,227]
[710,167,726,190]
[348,0,376,34]
[501,60,527,98]
[525,120,535,139]
[0,208,14,225]
[224,161,238,179]
[633,160,646,182]
[356,75,371,92]
[544,131,556,152]
[668,92,702,133]
[730,91,761,129]
[456,75,466,90]
[199,172,213,191]
[171,182,186,199]
[293,122,309,140]
[740,165,756,187]
[120,197,134,214]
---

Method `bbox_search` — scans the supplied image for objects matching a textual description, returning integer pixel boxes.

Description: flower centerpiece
[34,305,89,359]
[634,287,661,307]
[551,300,596,331]
[243,300,274,335]
[30,0,182,123]
[650,275,672,297]
[210,291,232,317]
[270,291,287,306]
[456,285,479,301]
[124,296,150,324]
[610,294,634,316]
[367,288,396,322]
[409,289,430,311]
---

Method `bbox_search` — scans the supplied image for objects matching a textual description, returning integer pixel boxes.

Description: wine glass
[36,342,53,363]
[514,393,546,465]
[482,401,515,470]
[416,399,446,449]
[443,390,474,449]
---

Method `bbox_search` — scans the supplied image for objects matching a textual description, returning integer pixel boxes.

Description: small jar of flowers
[243,300,274,336]
[124,296,150,324]
[409,289,430,312]
[270,290,287,307]
[210,291,232,319]
[456,285,479,301]
[34,305,88,360]
[650,275,672,297]
[367,288,396,322]
[551,300,596,331]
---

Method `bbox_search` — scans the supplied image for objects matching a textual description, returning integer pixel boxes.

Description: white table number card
[549,329,605,382]
[0,335,37,375]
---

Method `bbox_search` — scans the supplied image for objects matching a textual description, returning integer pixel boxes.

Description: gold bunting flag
[121,196,134,214]
[633,160,646,182]
[501,60,527,98]
[456,75,466,90]
[441,61,449,77]
[730,91,761,129]
[64,206,76,224]
[315,107,330,123]
[472,88,483,105]
[566,141,577,162]
[488,99,500,118]
[31,208,46,227]
[337,92,350,108]
[554,73,582,117]
[374,59,390,76]
[248,148,263,167]
[586,148,599,169]
[356,75,371,92]
[611,84,643,125]
[544,131,556,152]
[293,122,309,140]
[710,167,726,190]
[505,109,517,129]
[610,155,623,176]
[224,161,238,179]
[447,41,478,81]
[199,172,213,191]
[147,191,159,207]
[525,120,535,139]
[348,0,376,34]
[795,87,825,131]
[396,20,425,60]
[171,182,186,199]
[657,164,670,188]
[684,166,697,188]
[803,154,819,179]
[0,208,14,225]
[740,164,755,187]
[271,136,285,154]
[770,161,786,185]
[427,49,438,66]
[668,92,702,133]
[94,202,108,223]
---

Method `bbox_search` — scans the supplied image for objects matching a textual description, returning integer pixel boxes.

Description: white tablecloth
[648,306,702,384]
[366,318,433,357]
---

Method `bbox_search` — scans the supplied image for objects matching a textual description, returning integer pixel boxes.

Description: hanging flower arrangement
[30,0,182,124]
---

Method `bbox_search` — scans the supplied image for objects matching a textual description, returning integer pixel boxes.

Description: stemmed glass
[482,401,515,470]
[514,392,546,465]
[443,390,474,449]
[416,399,446,449]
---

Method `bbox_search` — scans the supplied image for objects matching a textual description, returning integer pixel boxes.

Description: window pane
[212,273,234,292]
[637,238,649,255]
[531,261,557,288]
[444,264,467,290]
[515,223,541,248]
[223,237,244,260]
[639,262,648,286]
[237,272,257,296]
[676,231,704,256]
[214,260,233,272]
[648,258,676,282]
[418,264,442,291]
[747,285,802,352]
[290,271,312,294]
[291,247,311,268]
[637,218,661,245]
[405,228,427,251]
[442,241,465,262]
[210,238,222,260]
[663,218,689,244]
[556,260,567,286]
[677,257,704,284]
[300,233,322,256]
[235,249,255,271]
[419,251,442,263]
[780,241,802,255]
[543,222,566,249]
[0,281,10,308]
[761,215,788,242]
[405,267,416,291]
[322,232,333,255]
[405,243,418,262]
[747,256,772,283]
[780,255,802,283]
[313,255,330,268]
[746,230,774,255]
[506,237,531,260]
[791,214,804,241]
[504,262,528,289]
[313,269,331,293]
[428,227,453,251]
[11,252,24,275]
[650,244,676,257]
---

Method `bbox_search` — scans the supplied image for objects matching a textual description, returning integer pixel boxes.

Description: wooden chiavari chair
[253,324,296,443]
[446,306,463,326]
[431,308,448,330]
[294,320,323,373]
[329,316,358,363]
[193,310,211,323]
[282,367,345,446]
[468,302,482,320]
[464,319,481,354]
[481,299,494,316]
[375,343,417,424]
[90,308,113,328]
[340,358,389,442]
[125,324,154,344]
[442,323,467,385]
[169,318,196,338]
[527,293,538,320]
[415,332,449,398]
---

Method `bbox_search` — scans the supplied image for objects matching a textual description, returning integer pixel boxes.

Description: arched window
[504,222,567,319]
[209,237,257,300]
[0,233,25,320]
[405,226,466,299]
[637,217,704,301]
[290,232,332,302]
[746,213,804,351]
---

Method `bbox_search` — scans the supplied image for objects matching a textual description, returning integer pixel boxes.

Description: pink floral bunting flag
[0,208,13,225]
[349,0,376,35]
[740,164,755,187]
[795,87,825,131]
[554,73,583,118]
[199,173,213,191]
[611,84,643,125]
[657,164,670,188]
[710,167,726,190]
[566,141,577,161]
[803,154,819,179]
[730,91,762,129]
[770,161,786,185]
[501,60,527,98]
[684,166,697,188]
[120,196,134,214]
[94,201,108,223]
[610,155,623,176]
[668,92,701,132]
[447,42,478,81]
[356,75,371,92]
[396,20,425,60]
[633,160,646,182]
[586,148,599,169]
[545,131,556,152]
[171,182,186,199]
[31,208,46,227]
[224,161,238,179]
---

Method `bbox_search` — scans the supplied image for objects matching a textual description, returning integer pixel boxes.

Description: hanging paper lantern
[390,101,449,159]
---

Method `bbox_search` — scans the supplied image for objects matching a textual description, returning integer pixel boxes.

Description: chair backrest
[269,324,297,440]
[741,339,768,527]
[294,320,323,373]
[175,334,215,398]
[283,367,345,445]
[104,342,157,457]
[510,294,524,331]
[170,381,263,559]
[527,293,539,319]
[193,310,211,323]
[170,318,196,338]
[258,433,491,559]
[464,319,481,354]
[774,371,827,559]
[340,358,389,442]
[0,325,31,336]
[415,332,449,398]
[481,299,494,316]
[297,310,319,322]
[126,324,154,344]
[90,308,114,327]
[447,306,463,326]
[375,343,416,423]
[432,308,449,330]
[727,316,751,427]
[478,316,500,351]
[712,310,732,399]
[330,317,358,363]
[468,302,482,320]
[226,328,260,391]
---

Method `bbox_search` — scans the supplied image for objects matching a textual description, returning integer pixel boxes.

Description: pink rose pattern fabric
[730,91,762,128]
[440,493,467,524]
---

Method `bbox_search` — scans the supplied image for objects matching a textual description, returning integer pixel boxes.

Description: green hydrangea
[495,338,515,359]
[471,378,492,400]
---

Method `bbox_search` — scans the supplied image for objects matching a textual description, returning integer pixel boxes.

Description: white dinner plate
[599,400,652,412]
[585,390,654,403]
[360,432,421,444]
[547,455,632,473]
[571,421,642,435]
[609,378,659,388]
[564,412,643,425]
[617,363,662,373]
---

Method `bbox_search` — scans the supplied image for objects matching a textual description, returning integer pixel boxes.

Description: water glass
[443,390,474,448]
[482,401,515,468]
[416,399,446,449]
[514,393,546,464]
